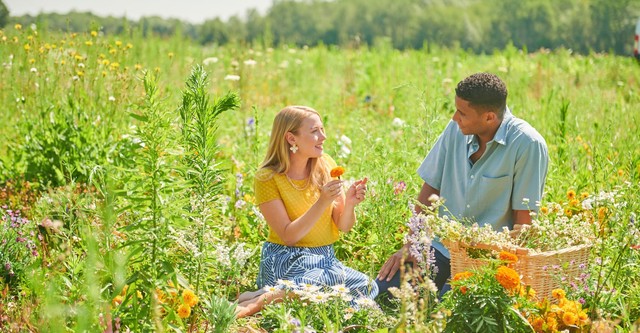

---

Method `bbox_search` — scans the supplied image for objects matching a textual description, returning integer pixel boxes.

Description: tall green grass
[1,23,639,331]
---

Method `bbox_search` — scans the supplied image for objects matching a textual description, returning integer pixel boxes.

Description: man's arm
[513,209,532,225]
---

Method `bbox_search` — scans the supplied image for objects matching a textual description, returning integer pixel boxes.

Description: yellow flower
[531,317,544,331]
[112,295,124,306]
[115,40,122,47]
[540,206,548,214]
[566,190,576,200]
[91,30,98,37]
[495,266,520,290]
[581,192,589,199]
[598,207,607,221]
[24,44,31,51]
[569,199,579,207]
[617,169,624,177]
[562,311,578,326]
[564,208,573,217]
[135,64,142,70]
[546,317,558,331]
[126,42,133,49]
[15,24,22,30]
[182,289,199,307]
[85,41,93,46]
[177,303,191,318]
[168,52,174,59]
[551,288,566,300]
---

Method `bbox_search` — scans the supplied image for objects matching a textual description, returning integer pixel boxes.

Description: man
[376,72,549,299]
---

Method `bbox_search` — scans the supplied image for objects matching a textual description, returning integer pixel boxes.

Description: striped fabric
[257,242,378,300]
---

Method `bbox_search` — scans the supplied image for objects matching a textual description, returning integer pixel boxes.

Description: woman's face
[291,114,326,158]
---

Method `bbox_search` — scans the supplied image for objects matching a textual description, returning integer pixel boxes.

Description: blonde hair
[258,105,331,189]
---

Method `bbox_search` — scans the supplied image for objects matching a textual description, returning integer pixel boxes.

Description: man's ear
[484,110,497,123]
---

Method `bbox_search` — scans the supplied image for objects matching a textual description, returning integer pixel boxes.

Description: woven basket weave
[442,239,591,298]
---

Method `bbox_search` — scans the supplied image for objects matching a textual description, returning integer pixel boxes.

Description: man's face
[452,96,488,135]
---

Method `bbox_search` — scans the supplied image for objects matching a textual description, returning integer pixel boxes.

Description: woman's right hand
[320,179,343,203]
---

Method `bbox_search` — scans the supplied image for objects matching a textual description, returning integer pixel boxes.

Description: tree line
[3,0,640,55]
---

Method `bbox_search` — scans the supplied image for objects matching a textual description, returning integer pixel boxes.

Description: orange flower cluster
[330,166,345,178]
[498,251,518,267]
[526,288,590,332]
[155,281,200,319]
[495,266,520,290]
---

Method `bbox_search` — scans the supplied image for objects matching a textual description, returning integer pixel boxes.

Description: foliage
[442,259,535,333]
[259,281,390,332]
[0,23,640,332]
[7,0,640,54]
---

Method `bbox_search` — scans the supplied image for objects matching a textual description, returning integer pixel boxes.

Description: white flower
[30,67,37,73]
[243,59,257,66]
[202,57,219,65]
[279,60,289,68]
[108,96,116,102]
[78,63,85,68]
[340,135,352,146]
[224,74,240,81]
[392,117,405,127]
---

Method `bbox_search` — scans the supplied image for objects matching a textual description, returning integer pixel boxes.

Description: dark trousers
[375,247,451,302]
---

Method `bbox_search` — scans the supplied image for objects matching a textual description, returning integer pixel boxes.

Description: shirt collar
[466,107,514,146]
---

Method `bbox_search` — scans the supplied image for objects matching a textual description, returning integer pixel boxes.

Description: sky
[4,0,273,24]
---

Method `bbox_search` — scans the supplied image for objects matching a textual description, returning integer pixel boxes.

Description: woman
[236,105,378,318]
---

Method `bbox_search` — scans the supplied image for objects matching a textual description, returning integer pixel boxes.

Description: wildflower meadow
[1,22,640,332]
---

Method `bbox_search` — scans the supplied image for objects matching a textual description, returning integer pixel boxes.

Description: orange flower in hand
[330,166,345,179]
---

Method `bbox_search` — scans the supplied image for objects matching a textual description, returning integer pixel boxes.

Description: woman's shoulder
[255,168,279,182]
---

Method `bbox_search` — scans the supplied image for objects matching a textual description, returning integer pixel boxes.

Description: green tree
[0,0,8,28]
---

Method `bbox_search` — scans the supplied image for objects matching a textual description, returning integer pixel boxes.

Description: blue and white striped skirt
[257,242,378,300]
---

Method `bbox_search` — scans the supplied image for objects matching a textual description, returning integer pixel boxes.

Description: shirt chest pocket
[475,175,513,213]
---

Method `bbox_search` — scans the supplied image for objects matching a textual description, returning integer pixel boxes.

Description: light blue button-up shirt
[417,108,548,258]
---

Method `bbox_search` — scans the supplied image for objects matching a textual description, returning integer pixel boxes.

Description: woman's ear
[285,132,295,145]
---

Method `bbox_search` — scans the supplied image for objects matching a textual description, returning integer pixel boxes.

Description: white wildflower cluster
[214,242,255,269]
[336,134,352,159]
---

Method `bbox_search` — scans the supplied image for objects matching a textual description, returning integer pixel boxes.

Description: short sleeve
[417,121,455,190]
[254,169,281,205]
[512,138,549,211]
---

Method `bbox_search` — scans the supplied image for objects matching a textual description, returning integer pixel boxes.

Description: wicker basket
[442,239,592,298]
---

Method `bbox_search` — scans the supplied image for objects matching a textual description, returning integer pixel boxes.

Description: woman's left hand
[345,177,368,206]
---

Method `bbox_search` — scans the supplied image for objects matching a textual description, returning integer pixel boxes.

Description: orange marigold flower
[452,271,473,282]
[567,190,576,200]
[495,266,520,290]
[547,317,558,331]
[551,288,566,300]
[540,206,549,214]
[112,295,124,306]
[460,285,468,294]
[531,317,545,331]
[562,311,579,326]
[498,251,518,265]
[597,207,607,221]
[182,289,199,307]
[330,166,345,178]
[177,303,191,318]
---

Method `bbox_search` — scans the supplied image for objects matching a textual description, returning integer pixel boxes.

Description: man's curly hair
[455,73,507,118]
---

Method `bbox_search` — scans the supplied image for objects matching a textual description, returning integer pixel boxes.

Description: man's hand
[377,244,416,281]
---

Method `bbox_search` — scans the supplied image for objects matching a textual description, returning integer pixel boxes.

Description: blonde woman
[236,106,377,318]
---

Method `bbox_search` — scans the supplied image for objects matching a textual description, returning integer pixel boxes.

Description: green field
[1,23,639,332]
